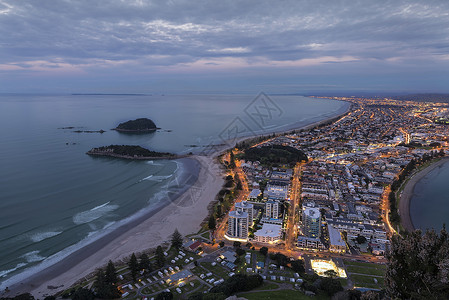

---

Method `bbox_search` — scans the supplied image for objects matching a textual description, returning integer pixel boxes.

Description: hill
[114,118,158,132]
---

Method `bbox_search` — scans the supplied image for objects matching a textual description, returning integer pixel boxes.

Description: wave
[142,174,173,182]
[30,231,63,243]
[22,251,45,263]
[73,202,119,225]
[0,263,27,279]
[146,160,162,166]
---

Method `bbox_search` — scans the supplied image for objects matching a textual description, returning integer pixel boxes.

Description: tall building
[226,210,248,240]
[264,200,280,219]
[303,207,321,238]
[235,201,254,225]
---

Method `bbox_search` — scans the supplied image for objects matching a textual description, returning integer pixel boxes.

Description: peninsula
[113,118,158,132]
[86,145,177,160]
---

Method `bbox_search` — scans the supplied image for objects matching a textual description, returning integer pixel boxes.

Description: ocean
[409,159,449,231]
[0,93,349,287]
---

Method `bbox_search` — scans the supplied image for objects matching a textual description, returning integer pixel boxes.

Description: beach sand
[5,101,352,298]
[399,157,449,232]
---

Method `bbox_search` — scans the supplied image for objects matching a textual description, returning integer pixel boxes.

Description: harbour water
[409,159,449,231]
[0,94,349,287]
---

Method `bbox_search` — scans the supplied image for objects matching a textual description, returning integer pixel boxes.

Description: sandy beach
[6,155,224,298]
[4,101,352,298]
[399,157,449,232]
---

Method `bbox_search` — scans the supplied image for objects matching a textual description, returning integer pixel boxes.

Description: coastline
[5,98,352,298]
[399,157,449,232]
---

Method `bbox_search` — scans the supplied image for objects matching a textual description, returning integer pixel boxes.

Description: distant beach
[399,157,449,232]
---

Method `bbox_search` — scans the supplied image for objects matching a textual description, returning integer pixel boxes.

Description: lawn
[200,262,230,279]
[252,282,279,291]
[344,260,386,289]
[345,265,386,276]
[344,260,386,268]
[237,290,330,300]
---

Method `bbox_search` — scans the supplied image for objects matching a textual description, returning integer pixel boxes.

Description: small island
[86,145,178,160]
[113,118,159,133]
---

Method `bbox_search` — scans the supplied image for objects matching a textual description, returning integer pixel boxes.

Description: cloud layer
[1,0,449,93]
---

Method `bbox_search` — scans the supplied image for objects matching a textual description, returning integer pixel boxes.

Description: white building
[264,200,280,220]
[254,223,282,243]
[235,201,254,226]
[226,210,248,240]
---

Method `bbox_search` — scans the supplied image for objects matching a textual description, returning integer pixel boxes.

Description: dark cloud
[0,0,448,92]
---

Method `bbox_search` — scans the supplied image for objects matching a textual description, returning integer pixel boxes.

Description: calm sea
[410,160,449,231]
[0,94,349,287]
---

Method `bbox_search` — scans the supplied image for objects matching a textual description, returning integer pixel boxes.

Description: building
[235,201,254,225]
[264,200,280,220]
[328,224,346,253]
[303,207,321,238]
[249,189,261,200]
[254,223,282,243]
[297,236,326,250]
[226,210,248,240]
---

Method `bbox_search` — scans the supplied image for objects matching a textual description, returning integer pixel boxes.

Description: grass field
[344,260,386,290]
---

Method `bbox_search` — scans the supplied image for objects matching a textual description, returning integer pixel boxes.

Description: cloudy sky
[1,0,449,94]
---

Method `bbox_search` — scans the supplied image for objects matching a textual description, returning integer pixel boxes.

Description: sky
[1,0,449,94]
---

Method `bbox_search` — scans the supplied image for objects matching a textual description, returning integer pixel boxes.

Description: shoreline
[4,98,352,298]
[399,157,449,232]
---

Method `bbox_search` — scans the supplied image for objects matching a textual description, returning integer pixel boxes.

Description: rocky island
[113,118,159,132]
[86,145,178,160]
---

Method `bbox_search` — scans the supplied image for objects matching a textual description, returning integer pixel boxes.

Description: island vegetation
[240,144,308,166]
[86,145,176,160]
[113,118,158,132]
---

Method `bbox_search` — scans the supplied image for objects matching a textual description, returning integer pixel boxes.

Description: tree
[385,228,449,299]
[219,241,225,248]
[129,253,139,281]
[319,277,343,296]
[155,291,173,300]
[235,248,246,256]
[105,260,117,285]
[259,246,268,257]
[139,253,152,272]
[233,241,241,248]
[171,229,183,250]
[94,268,120,299]
[269,252,288,266]
[355,235,367,244]
[71,288,94,300]
[156,245,166,268]
[208,215,216,231]
[246,242,252,248]
[290,259,305,274]
[324,270,338,278]
[215,204,222,218]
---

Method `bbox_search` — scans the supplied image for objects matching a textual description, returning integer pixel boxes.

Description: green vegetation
[385,228,449,299]
[115,118,157,131]
[93,261,121,299]
[87,145,175,158]
[344,260,386,290]
[241,145,307,166]
[128,253,139,281]
[345,265,385,276]
[209,274,264,296]
[155,245,165,268]
[171,229,183,250]
[237,290,330,300]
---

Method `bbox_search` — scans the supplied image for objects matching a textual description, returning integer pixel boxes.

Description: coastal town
[12,97,447,300]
